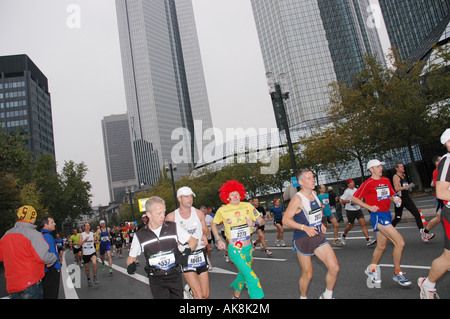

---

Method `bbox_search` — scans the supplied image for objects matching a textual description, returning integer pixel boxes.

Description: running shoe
[94,277,99,285]
[109,268,113,276]
[332,240,343,247]
[280,240,286,247]
[420,229,435,243]
[392,272,411,287]
[340,235,346,245]
[265,249,273,256]
[417,277,439,299]
[366,238,377,247]
[275,240,280,247]
[183,284,193,299]
[87,279,92,287]
[365,266,381,284]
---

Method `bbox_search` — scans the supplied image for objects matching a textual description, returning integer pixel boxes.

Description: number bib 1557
[149,250,176,271]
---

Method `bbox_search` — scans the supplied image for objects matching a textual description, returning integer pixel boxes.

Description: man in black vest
[126,196,197,299]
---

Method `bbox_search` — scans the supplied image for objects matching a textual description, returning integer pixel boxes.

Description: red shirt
[353,177,395,212]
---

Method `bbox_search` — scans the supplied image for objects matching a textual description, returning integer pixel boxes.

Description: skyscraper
[0,54,55,160]
[379,0,450,62]
[115,0,213,187]
[102,114,137,203]
[251,0,386,130]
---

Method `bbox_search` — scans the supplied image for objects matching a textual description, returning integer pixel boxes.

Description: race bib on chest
[376,185,390,200]
[308,207,322,227]
[230,224,251,243]
[148,250,176,271]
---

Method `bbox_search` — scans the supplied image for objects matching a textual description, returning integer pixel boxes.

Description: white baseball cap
[177,186,196,197]
[100,220,106,224]
[367,159,385,171]
[440,128,450,145]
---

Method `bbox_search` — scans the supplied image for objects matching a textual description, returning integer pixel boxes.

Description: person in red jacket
[0,206,57,299]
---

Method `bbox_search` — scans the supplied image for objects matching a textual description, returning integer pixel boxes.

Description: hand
[127,262,136,275]
[304,225,319,237]
[217,239,226,251]
[246,217,254,228]
[368,205,380,213]
[180,247,191,269]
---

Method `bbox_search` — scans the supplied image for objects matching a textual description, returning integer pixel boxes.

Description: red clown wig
[218,180,247,204]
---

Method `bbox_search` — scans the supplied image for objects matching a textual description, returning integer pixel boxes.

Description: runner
[392,162,434,242]
[211,180,265,299]
[69,229,82,267]
[96,220,113,275]
[114,226,124,258]
[201,206,214,268]
[79,222,98,287]
[418,128,450,299]
[166,186,210,299]
[351,159,411,287]
[283,169,339,299]
[318,184,342,246]
[270,199,286,247]
[127,196,197,299]
[340,179,376,246]
[252,197,272,256]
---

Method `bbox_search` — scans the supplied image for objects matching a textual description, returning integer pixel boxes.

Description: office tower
[0,54,55,160]
[379,0,450,62]
[102,114,137,203]
[115,0,213,187]
[251,0,386,130]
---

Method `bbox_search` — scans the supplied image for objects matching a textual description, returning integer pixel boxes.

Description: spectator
[0,206,57,299]
[40,216,62,299]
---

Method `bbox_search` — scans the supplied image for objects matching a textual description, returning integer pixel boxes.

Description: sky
[0,0,390,207]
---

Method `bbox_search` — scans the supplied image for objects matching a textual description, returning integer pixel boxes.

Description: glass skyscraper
[102,113,137,203]
[379,0,450,62]
[0,54,55,160]
[115,0,213,186]
[250,0,386,130]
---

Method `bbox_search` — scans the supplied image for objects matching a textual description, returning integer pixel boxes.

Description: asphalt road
[1,195,447,302]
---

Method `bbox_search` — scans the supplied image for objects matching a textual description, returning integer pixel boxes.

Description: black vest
[135,221,181,276]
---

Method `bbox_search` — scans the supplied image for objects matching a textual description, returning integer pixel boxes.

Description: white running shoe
[418,277,439,299]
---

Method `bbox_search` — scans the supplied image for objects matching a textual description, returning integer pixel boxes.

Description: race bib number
[376,185,390,200]
[230,224,251,243]
[101,236,109,242]
[187,250,206,269]
[308,207,322,227]
[148,250,176,271]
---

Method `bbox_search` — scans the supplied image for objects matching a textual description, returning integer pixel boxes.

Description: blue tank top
[293,199,322,240]
[100,228,110,243]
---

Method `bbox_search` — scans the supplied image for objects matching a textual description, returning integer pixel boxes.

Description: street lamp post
[165,161,178,208]
[266,72,298,180]
[125,186,136,222]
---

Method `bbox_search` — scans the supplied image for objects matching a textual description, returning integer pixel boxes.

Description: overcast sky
[0,0,390,207]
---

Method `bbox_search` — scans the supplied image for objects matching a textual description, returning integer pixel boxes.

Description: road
[1,195,447,302]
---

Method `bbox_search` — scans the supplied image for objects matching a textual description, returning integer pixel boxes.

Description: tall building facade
[115,0,213,187]
[379,0,450,62]
[102,114,137,203]
[0,54,55,160]
[251,0,386,130]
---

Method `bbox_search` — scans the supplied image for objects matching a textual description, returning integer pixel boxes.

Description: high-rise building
[379,0,450,62]
[250,0,386,130]
[102,113,137,203]
[115,0,213,187]
[0,54,55,160]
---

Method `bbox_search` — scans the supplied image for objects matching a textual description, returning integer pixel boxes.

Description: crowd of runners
[1,129,449,299]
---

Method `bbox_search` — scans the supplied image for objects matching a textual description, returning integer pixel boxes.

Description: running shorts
[274,219,283,226]
[99,241,111,255]
[442,206,450,251]
[83,252,96,264]
[345,209,364,224]
[293,232,328,256]
[370,211,392,232]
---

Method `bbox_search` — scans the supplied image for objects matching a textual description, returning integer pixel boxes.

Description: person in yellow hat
[0,206,57,299]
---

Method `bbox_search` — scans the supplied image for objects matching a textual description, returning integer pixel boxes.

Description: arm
[351,196,379,213]
[393,175,410,192]
[211,222,226,250]
[196,209,210,246]
[436,180,450,202]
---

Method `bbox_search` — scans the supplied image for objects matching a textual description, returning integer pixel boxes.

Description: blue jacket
[40,229,62,272]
